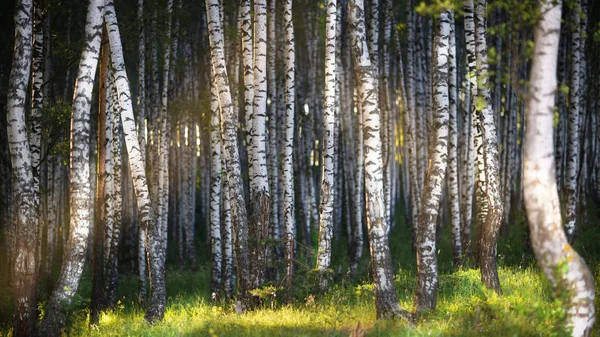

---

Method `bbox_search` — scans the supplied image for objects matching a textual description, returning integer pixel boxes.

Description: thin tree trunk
[209,78,222,299]
[447,11,461,267]
[90,31,112,324]
[565,0,581,243]
[283,0,296,292]
[106,71,122,309]
[462,0,476,260]
[266,0,280,280]
[316,0,337,289]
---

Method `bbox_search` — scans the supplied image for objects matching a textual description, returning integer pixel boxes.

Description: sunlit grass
[1,205,599,336]
[37,263,571,337]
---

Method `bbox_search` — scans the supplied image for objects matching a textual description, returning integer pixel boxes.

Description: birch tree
[523,2,595,335]
[447,11,461,267]
[104,0,165,322]
[475,0,503,294]
[565,0,581,243]
[6,0,39,334]
[348,0,409,320]
[283,0,296,289]
[249,0,271,289]
[415,10,450,313]
[206,0,251,304]
[209,79,222,299]
[137,0,148,300]
[39,0,105,334]
[315,0,337,288]
[462,0,477,257]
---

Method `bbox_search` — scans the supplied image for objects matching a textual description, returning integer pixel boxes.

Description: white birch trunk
[209,78,222,299]
[283,0,296,289]
[104,0,165,322]
[447,11,461,267]
[475,0,503,293]
[315,0,337,285]
[39,1,104,334]
[565,0,581,243]
[206,0,251,303]
[415,11,450,313]
[348,0,409,321]
[6,0,38,334]
[523,2,595,335]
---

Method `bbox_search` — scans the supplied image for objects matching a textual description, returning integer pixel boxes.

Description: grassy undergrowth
[1,204,599,336]
[58,265,570,337]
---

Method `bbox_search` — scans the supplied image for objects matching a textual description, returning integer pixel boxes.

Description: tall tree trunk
[316,0,337,289]
[104,0,165,323]
[136,0,148,302]
[6,0,39,335]
[565,0,581,243]
[523,2,595,335]
[475,0,503,294]
[39,1,105,334]
[348,0,408,321]
[206,0,251,305]
[209,78,222,299]
[447,11,461,267]
[415,10,450,313]
[106,71,122,309]
[462,0,476,259]
[283,0,296,291]
[266,0,280,280]
[248,0,271,290]
[158,0,173,266]
[90,31,112,324]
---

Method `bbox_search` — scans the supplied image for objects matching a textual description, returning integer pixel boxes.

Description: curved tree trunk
[475,0,503,294]
[523,2,595,335]
[206,0,251,305]
[39,0,105,334]
[104,0,164,323]
[6,0,39,335]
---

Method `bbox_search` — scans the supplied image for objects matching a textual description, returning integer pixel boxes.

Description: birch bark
[316,0,337,287]
[415,11,450,313]
[104,0,165,322]
[40,0,104,334]
[206,0,251,304]
[7,0,38,334]
[523,2,595,335]
[348,0,409,320]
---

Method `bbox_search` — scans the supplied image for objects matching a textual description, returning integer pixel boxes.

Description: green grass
[1,204,600,336]
[26,265,569,337]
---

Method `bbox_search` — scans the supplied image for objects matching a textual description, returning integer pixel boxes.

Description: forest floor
[1,205,600,336]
